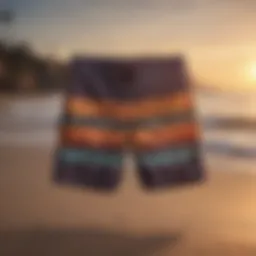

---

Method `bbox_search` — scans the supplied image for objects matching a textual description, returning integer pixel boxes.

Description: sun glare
[248,63,256,82]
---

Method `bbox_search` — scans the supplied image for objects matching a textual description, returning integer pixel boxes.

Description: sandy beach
[0,145,255,255]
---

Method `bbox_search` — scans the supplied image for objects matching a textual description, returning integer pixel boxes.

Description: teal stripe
[58,149,123,167]
[139,147,197,167]
[61,111,194,130]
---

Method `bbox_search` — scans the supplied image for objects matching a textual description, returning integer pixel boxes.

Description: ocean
[0,90,255,163]
[196,90,256,158]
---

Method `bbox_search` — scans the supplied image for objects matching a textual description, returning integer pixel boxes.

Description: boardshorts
[54,56,204,190]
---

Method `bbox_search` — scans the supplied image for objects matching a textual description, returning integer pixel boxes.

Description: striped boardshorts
[54,56,204,190]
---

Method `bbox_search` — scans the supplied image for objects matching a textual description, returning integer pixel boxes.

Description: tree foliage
[0,41,68,92]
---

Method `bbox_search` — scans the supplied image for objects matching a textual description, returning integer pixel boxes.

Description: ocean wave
[203,142,256,159]
[202,116,256,130]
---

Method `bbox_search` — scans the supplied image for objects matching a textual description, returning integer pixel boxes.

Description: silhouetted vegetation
[0,41,68,93]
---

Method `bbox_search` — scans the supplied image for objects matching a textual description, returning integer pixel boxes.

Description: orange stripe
[66,92,192,120]
[60,122,199,149]
[133,123,199,149]
[60,127,127,147]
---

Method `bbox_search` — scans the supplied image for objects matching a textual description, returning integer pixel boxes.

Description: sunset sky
[1,0,256,89]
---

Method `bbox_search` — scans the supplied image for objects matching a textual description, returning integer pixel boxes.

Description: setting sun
[248,63,256,82]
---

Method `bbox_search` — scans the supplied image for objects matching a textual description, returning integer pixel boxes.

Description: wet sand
[0,146,256,255]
